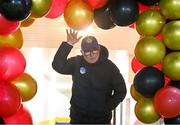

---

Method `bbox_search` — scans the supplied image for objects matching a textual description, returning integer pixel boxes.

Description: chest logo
[80,67,86,74]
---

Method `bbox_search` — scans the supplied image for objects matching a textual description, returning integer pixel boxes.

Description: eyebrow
[84,48,99,52]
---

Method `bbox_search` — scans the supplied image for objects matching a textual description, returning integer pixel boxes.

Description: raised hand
[66,29,82,45]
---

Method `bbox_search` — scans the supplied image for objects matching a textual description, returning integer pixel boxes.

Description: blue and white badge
[80,67,86,74]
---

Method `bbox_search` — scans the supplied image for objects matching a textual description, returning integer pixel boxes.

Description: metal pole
[113,109,116,125]
[120,103,123,125]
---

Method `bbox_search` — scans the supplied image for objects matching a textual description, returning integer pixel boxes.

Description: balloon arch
[0,0,180,124]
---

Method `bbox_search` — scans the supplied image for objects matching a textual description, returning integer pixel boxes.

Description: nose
[89,52,95,57]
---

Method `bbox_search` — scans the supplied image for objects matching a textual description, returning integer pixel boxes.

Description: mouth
[90,58,95,60]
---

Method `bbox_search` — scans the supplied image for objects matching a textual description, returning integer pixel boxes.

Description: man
[52,29,127,124]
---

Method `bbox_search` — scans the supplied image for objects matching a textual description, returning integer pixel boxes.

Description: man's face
[81,48,100,64]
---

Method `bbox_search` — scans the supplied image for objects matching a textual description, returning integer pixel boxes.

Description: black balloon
[94,2,115,30]
[137,0,160,6]
[164,115,180,124]
[134,67,165,98]
[0,0,32,21]
[109,0,139,26]
[169,81,180,89]
[0,117,4,124]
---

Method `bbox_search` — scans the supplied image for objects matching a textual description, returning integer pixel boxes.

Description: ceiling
[21,16,140,56]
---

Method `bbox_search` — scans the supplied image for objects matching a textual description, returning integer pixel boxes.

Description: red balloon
[129,23,135,29]
[0,46,26,81]
[45,0,68,19]
[0,15,20,35]
[0,81,21,117]
[130,3,149,29]
[131,56,163,73]
[154,86,180,118]
[85,0,109,9]
[153,63,162,71]
[152,64,171,86]
[155,33,162,40]
[164,76,171,86]
[138,3,151,13]
[3,104,32,124]
[138,2,159,14]
[131,57,145,73]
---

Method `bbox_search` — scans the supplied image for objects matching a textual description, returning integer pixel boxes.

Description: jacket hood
[98,44,109,64]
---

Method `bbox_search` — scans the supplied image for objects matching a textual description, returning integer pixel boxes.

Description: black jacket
[52,42,127,116]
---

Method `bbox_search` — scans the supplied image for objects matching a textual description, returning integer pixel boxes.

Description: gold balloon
[160,0,180,20]
[136,10,165,36]
[31,0,52,18]
[162,52,180,81]
[135,98,160,124]
[130,84,143,101]
[135,36,166,66]
[0,29,23,49]
[11,73,37,102]
[162,21,180,50]
[64,0,94,30]
[21,17,35,27]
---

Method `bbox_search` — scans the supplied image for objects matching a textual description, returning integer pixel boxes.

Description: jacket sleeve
[107,64,127,111]
[52,42,76,75]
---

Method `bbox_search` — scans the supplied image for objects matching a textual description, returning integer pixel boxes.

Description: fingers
[72,29,76,34]
[71,29,77,36]
[67,29,80,38]
[75,30,78,37]
[66,29,69,35]
[66,29,78,35]
[66,28,82,44]
[70,29,72,34]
